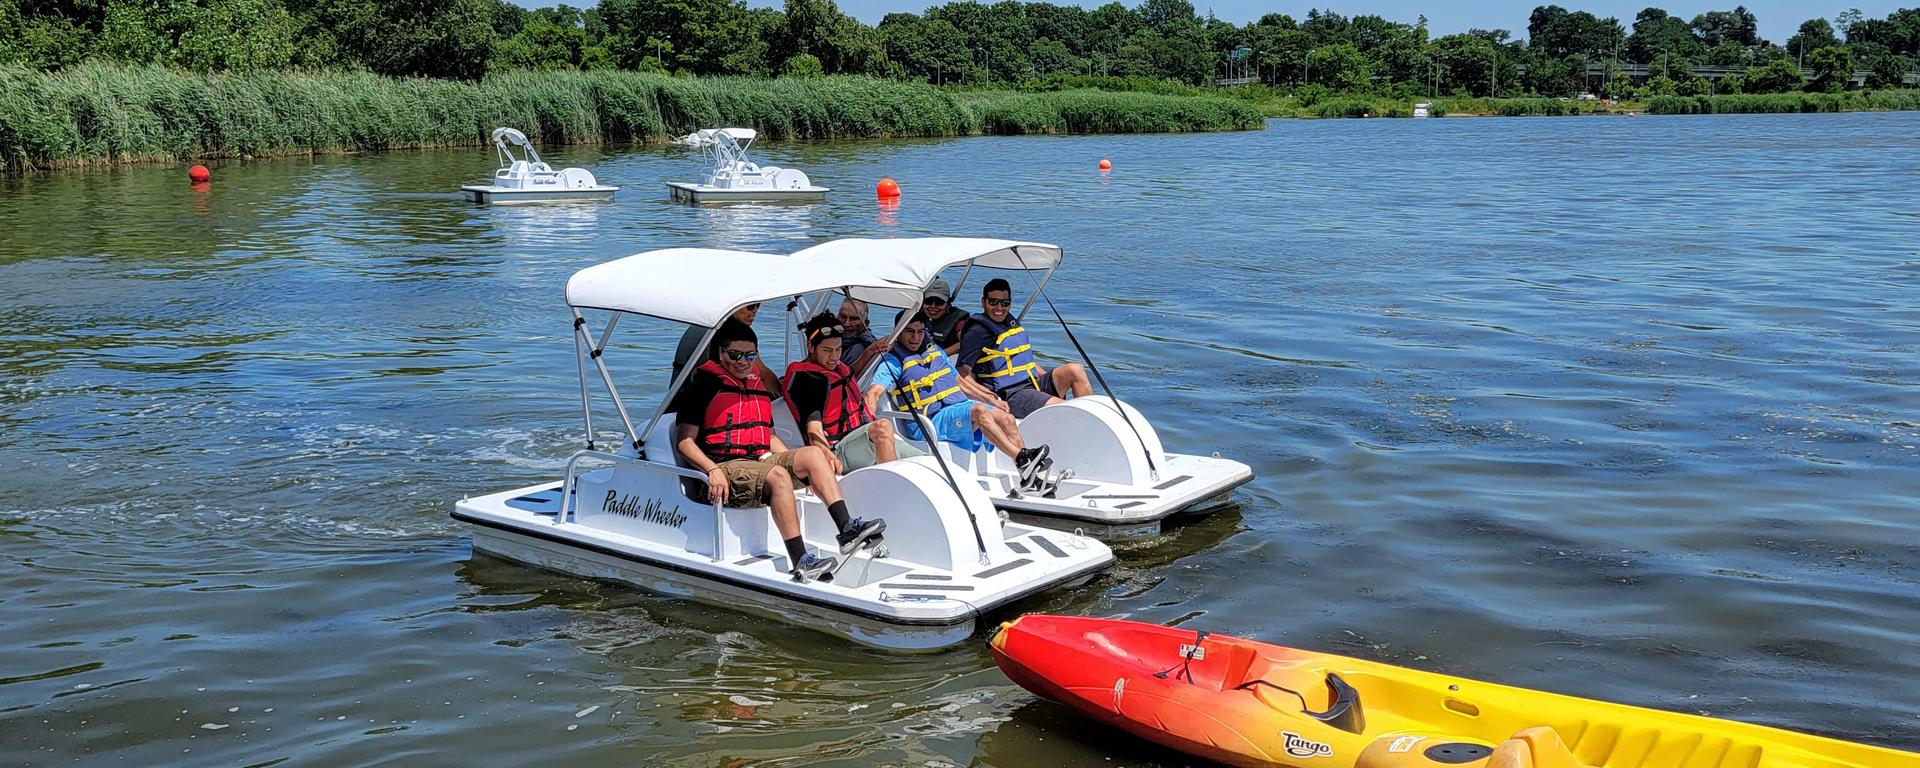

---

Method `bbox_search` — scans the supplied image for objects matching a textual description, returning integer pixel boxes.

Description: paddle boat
[450,248,1112,651]
[792,238,1253,538]
[461,127,617,204]
[991,614,1920,768]
[665,128,828,204]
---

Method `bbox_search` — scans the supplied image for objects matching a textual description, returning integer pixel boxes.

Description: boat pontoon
[665,128,828,204]
[794,238,1254,538]
[461,127,618,204]
[451,248,1112,650]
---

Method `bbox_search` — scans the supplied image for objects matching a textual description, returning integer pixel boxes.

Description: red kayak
[989,614,1919,768]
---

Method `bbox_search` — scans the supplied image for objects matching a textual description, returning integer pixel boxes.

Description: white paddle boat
[461,127,617,204]
[794,238,1254,538]
[666,128,828,204]
[451,248,1112,650]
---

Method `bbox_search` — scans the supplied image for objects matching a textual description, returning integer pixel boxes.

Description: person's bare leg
[970,403,1025,455]
[765,466,800,539]
[868,420,898,463]
[1055,363,1093,398]
[787,446,843,506]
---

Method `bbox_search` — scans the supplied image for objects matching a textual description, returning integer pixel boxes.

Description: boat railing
[558,448,728,562]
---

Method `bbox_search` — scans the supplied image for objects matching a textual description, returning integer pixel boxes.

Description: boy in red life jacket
[674,322,885,581]
[783,312,925,472]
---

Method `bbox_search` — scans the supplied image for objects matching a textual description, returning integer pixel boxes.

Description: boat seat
[1487,728,1585,768]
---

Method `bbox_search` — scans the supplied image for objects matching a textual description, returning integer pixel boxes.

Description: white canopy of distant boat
[452,246,1112,650]
[461,127,617,204]
[666,127,828,204]
[796,238,1254,538]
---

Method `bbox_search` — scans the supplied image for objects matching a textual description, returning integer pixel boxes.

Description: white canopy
[565,248,892,327]
[789,238,1063,308]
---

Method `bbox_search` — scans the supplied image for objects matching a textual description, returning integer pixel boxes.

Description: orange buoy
[1097,158,1111,171]
[876,177,901,199]
[188,164,211,183]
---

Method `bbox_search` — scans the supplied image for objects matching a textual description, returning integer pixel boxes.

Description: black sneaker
[792,552,837,582]
[835,517,887,555]
[1016,445,1051,487]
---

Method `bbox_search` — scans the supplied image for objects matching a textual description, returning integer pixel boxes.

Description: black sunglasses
[722,349,759,361]
[922,297,948,306]
[984,297,1011,308]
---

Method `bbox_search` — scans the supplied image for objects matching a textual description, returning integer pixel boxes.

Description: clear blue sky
[725,1,1905,47]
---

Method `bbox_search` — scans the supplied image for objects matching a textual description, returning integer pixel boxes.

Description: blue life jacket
[887,339,969,413]
[969,312,1043,396]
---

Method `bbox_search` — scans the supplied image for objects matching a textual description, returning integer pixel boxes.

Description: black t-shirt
[786,369,830,425]
[673,367,723,430]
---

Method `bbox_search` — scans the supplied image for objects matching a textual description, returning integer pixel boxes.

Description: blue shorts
[901,403,985,453]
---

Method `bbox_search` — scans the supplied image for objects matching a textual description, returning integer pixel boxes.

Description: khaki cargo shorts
[706,450,800,508]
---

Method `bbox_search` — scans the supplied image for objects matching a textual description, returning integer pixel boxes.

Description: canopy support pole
[1012,246,1159,478]
[572,312,596,450]
[574,311,641,451]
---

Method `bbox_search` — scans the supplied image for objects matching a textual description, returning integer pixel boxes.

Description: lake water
[3,113,1918,766]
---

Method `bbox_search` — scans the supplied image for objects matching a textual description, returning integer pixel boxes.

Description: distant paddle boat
[461,127,617,204]
[666,128,828,204]
[450,247,1112,650]
[794,238,1254,538]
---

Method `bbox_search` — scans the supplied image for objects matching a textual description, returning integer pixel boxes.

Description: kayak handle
[1237,672,1367,735]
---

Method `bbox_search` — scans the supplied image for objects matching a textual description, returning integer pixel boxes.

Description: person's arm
[955,324,987,381]
[863,384,886,416]
[791,373,834,451]
[675,422,729,507]
[849,335,889,377]
[957,370,1007,410]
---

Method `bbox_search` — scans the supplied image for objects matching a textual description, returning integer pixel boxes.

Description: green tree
[1741,56,1802,92]
[1628,8,1700,65]
[1690,7,1757,47]
[1804,44,1852,91]
[1305,42,1368,90]
[1786,18,1836,59]
[876,12,968,83]
[1865,51,1913,88]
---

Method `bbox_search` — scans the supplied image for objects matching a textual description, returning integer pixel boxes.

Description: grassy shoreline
[0,65,1263,172]
[1242,89,1920,118]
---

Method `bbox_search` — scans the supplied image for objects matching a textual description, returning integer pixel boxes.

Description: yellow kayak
[989,615,1918,768]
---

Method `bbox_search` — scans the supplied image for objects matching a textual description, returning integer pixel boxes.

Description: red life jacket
[781,358,872,443]
[695,360,773,460]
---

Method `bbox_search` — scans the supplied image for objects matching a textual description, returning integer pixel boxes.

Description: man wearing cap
[957,278,1094,418]
[920,278,971,354]
[783,312,923,472]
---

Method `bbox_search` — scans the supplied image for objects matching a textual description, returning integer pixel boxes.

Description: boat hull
[462,185,618,204]
[990,615,1920,768]
[666,182,829,204]
[451,463,1113,651]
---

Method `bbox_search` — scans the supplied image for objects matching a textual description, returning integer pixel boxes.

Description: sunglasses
[984,297,1011,308]
[923,297,948,306]
[722,349,759,361]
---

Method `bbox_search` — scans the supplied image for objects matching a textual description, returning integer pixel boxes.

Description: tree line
[3,0,1917,96]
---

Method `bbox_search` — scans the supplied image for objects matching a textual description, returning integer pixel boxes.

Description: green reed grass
[1645,90,1920,115]
[0,64,1262,171]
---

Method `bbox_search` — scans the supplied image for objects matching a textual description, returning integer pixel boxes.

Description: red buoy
[188,165,211,183]
[1097,158,1112,171]
[876,177,901,199]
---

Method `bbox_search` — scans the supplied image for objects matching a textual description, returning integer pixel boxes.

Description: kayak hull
[989,615,1919,768]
